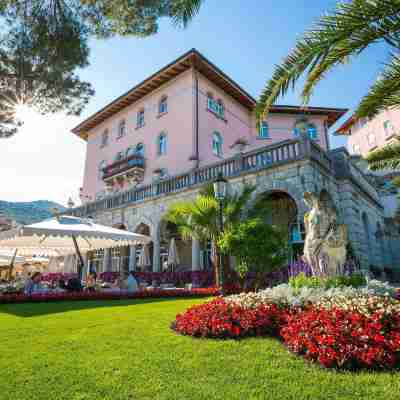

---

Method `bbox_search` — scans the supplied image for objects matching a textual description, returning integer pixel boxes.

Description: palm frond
[357,54,400,117]
[169,0,204,28]
[256,0,400,122]
[366,142,400,171]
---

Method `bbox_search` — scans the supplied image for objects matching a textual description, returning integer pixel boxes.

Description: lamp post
[213,173,227,293]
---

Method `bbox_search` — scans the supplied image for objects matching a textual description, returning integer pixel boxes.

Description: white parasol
[167,238,180,269]
[137,245,151,268]
[0,215,151,277]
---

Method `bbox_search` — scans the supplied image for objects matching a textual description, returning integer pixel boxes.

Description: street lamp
[213,173,227,293]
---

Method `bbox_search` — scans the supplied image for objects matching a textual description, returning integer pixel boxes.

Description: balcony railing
[103,155,145,181]
[68,138,379,218]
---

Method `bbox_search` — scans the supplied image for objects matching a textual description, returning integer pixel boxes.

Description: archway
[159,220,192,271]
[254,190,302,262]
[134,223,153,271]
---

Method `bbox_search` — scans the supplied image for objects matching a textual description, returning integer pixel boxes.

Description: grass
[0,298,399,400]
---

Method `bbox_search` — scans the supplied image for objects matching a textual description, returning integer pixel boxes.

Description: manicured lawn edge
[0,288,219,304]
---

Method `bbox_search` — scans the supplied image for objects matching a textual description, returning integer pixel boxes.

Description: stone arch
[250,180,304,215]
[252,188,304,262]
[112,223,127,230]
[131,214,157,238]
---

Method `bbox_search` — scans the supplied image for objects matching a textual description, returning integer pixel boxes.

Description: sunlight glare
[14,103,39,125]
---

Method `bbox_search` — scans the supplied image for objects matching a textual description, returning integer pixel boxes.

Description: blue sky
[2,0,390,204]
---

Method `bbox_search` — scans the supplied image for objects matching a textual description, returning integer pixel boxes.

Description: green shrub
[289,272,366,291]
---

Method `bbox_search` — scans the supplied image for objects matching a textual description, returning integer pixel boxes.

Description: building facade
[335,109,400,272]
[69,49,398,279]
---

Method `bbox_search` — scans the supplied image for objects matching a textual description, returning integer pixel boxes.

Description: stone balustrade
[68,138,378,218]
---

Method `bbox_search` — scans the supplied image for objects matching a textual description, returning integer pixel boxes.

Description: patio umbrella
[137,244,151,269]
[0,250,25,266]
[167,238,180,270]
[0,215,151,278]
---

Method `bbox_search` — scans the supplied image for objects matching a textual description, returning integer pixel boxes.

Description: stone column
[152,236,161,272]
[191,238,201,271]
[103,248,111,272]
[82,253,89,278]
[129,245,137,271]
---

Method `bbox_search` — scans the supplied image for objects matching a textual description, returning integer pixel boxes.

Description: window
[157,133,167,155]
[136,143,144,157]
[217,99,224,118]
[115,151,124,162]
[207,93,225,118]
[259,121,269,138]
[368,133,376,146]
[98,161,107,180]
[117,120,126,139]
[159,96,168,115]
[352,144,361,154]
[384,120,395,137]
[207,92,214,110]
[137,109,145,128]
[293,121,318,140]
[212,132,223,156]
[307,124,318,140]
[101,130,109,147]
[159,168,168,179]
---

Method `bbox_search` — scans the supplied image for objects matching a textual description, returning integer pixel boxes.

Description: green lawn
[0,298,399,400]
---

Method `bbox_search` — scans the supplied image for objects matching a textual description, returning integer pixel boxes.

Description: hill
[0,200,66,225]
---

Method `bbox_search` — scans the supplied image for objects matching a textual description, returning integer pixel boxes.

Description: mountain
[0,200,67,225]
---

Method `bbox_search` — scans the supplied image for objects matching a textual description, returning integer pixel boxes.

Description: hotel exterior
[68,49,399,278]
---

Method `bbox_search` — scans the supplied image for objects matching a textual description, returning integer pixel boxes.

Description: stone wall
[86,153,389,274]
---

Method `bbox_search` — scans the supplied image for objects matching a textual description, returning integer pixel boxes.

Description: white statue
[303,192,348,277]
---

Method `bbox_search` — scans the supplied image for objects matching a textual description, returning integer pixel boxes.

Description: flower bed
[0,287,218,304]
[282,306,400,369]
[172,298,287,339]
[172,282,400,370]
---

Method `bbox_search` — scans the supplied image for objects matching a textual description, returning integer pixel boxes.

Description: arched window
[101,129,109,147]
[207,92,214,110]
[137,109,145,128]
[118,120,126,138]
[383,120,395,137]
[136,143,144,157]
[259,121,269,138]
[217,99,224,118]
[368,133,376,146]
[157,134,167,155]
[212,132,223,156]
[159,96,168,115]
[98,160,107,180]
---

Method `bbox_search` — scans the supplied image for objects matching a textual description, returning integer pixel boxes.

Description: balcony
[102,155,145,188]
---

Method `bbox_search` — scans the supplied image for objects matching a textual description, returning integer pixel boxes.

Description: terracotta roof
[72,49,347,140]
[334,114,357,136]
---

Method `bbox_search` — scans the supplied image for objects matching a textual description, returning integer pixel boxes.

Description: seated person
[85,273,96,292]
[66,277,83,292]
[127,272,139,293]
[24,272,42,296]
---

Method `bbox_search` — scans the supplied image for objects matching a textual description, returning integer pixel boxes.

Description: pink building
[335,108,400,157]
[70,50,400,276]
[73,49,345,203]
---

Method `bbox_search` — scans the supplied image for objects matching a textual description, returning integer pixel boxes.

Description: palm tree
[164,184,256,287]
[366,142,400,172]
[256,0,400,123]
